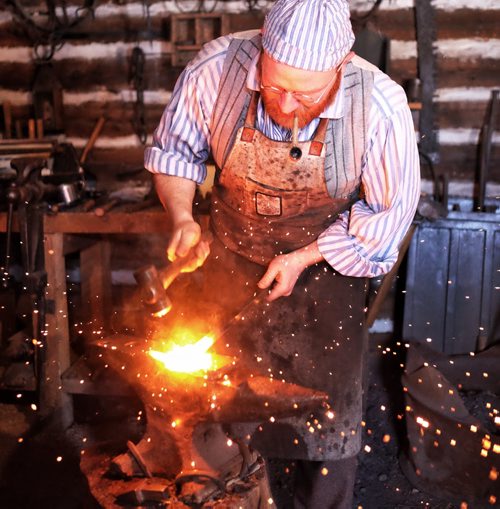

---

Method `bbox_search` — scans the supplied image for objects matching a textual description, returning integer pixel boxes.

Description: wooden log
[436,145,500,182]
[438,102,500,130]
[352,8,500,40]
[0,56,179,91]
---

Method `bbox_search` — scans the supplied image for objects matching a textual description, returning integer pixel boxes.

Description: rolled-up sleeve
[144,38,228,184]
[317,84,420,278]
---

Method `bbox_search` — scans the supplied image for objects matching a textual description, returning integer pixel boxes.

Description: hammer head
[134,265,172,317]
[134,230,214,317]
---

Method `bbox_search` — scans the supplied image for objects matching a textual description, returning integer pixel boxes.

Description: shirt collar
[246,52,346,120]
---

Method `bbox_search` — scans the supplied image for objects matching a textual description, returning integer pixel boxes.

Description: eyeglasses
[260,51,354,105]
[260,80,333,105]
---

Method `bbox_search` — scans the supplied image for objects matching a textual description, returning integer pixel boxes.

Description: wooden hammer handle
[159,230,213,290]
[94,198,120,217]
[80,116,106,165]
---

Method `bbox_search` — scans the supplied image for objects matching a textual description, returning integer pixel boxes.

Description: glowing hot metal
[150,336,215,373]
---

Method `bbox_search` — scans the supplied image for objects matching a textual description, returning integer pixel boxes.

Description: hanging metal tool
[414,0,439,163]
[475,89,499,212]
[2,158,49,387]
[130,47,148,145]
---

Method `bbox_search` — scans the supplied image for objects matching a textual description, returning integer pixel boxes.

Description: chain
[130,46,147,145]
[6,0,95,62]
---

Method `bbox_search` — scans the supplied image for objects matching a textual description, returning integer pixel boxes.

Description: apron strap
[309,118,328,156]
[241,91,259,142]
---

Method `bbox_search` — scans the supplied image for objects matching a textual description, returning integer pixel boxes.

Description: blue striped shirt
[144,34,420,278]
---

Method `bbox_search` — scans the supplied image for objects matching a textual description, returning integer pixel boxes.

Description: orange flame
[149,336,215,373]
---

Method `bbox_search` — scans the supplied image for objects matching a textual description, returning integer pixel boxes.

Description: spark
[416,416,430,428]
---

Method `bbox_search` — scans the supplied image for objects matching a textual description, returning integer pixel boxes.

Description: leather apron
[210,92,356,266]
[200,93,369,461]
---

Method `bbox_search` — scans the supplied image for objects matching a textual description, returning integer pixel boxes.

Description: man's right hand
[153,174,210,272]
[167,220,211,272]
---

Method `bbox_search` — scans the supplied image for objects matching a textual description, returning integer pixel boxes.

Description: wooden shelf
[171,13,229,67]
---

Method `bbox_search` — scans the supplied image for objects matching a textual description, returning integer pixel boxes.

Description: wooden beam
[42,210,170,234]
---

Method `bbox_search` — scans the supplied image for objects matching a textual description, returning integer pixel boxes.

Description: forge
[80,333,329,508]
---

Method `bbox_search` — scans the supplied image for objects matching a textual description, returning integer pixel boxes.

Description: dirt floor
[0,334,487,508]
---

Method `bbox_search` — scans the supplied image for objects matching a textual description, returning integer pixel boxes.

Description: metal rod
[477,89,499,212]
[2,202,14,288]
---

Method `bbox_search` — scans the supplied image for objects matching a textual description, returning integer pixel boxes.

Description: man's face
[260,52,342,130]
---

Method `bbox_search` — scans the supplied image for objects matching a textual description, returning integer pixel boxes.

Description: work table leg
[41,232,73,427]
[80,239,112,336]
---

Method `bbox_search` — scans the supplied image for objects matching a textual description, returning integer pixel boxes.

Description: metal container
[403,205,500,354]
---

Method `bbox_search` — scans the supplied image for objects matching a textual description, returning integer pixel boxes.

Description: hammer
[134,231,213,317]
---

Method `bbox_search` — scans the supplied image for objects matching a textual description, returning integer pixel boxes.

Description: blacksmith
[144,0,420,506]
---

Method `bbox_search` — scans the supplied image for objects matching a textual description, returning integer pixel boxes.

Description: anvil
[88,334,328,504]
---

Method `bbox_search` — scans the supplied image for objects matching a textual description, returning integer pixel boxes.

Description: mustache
[260,73,342,130]
[261,94,310,129]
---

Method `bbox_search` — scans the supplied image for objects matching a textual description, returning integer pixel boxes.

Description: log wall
[1,0,499,188]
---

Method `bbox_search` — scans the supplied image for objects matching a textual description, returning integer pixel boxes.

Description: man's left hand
[257,242,324,301]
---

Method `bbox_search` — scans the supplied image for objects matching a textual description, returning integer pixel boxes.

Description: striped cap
[262,0,354,72]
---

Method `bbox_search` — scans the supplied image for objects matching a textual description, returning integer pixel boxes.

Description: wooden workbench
[0,207,171,426]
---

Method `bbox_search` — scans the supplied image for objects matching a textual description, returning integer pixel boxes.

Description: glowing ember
[153,307,170,318]
[416,416,430,429]
[150,336,215,373]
